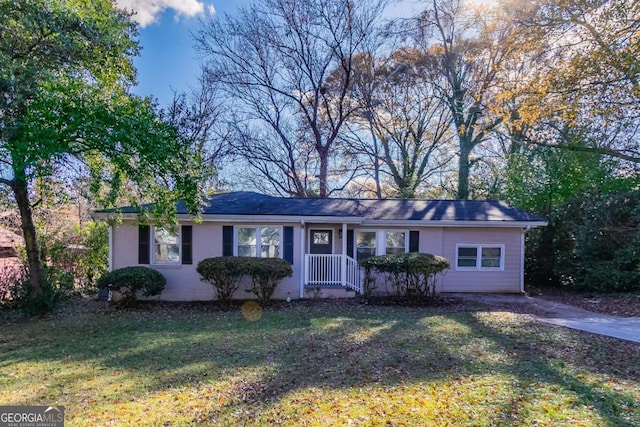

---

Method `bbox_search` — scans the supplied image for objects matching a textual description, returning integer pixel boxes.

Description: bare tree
[161,77,231,193]
[402,0,525,199]
[343,48,455,198]
[196,0,387,197]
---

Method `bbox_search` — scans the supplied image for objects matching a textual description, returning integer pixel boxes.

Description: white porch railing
[304,254,362,294]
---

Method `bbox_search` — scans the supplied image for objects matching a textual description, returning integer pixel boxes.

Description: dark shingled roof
[103,191,545,223]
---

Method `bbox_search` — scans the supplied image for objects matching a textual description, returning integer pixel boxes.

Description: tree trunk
[457,142,471,200]
[318,147,329,198]
[12,173,44,298]
[367,116,383,199]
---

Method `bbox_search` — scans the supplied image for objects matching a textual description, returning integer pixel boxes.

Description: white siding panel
[440,228,523,293]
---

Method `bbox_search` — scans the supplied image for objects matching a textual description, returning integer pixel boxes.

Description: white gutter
[92,213,364,224]
[360,220,548,228]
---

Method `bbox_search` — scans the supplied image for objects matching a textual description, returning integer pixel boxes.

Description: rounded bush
[196,257,246,306]
[96,266,166,305]
[360,253,449,302]
[244,258,293,304]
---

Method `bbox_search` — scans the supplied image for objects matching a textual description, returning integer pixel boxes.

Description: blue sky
[115,0,443,107]
[115,0,252,107]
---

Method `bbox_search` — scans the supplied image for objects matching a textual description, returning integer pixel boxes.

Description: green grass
[1,300,639,426]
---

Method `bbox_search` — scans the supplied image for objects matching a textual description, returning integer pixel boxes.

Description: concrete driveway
[450,294,640,344]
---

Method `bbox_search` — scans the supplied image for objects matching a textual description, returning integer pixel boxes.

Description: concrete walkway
[449,294,640,344]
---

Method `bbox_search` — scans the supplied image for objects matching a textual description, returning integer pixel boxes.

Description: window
[236,226,281,258]
[153,227,180,264]
[456,244,504,270]
[457,247,478,268]
[260,227,280,258]
[313,231,330,245]
[481,247,502,268]
[386,232,406,255]
[355,230,408,261]
[237,227,257,257]
[356,231,376,262]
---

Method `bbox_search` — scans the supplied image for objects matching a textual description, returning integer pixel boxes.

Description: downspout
[108,224,114,272]
[520,226,531,294]
[300,220,306,299]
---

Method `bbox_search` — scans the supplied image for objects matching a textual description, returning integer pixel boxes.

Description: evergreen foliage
[96,266,166,306]
[196,257,246,306]
[243,258,293,305]
[196,257,293,305]
[360,253,449,302]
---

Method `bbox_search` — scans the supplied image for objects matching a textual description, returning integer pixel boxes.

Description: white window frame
[455,244,505,271]
[354,230,409,262]
[234,226,283,258]
[151,225,181,265]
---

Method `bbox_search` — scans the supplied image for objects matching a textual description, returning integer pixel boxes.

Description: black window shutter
[182,225,192,264]
[283,226,294,264]
[347,230,354,258]
[138,225,150,264]
[222,226,234,256]
[409,230,420,253]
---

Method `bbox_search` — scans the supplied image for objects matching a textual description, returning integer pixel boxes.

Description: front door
[309,229,333,254]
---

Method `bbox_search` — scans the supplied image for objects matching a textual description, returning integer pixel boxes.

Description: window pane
[261,227,280,258]
[155,228,178,245]
[386,232,405,255]
[356,232,376,261]
[457,258,477,267]
[458,247,477,257]
[481,247,502,268]
[154,227,179,262]
[238,245,256,257]
[238,228,256,245]
[481,258,501,268]
[238,227,257,257]
[313,232,330,245]
[457,246,477,268]
[482,247,501,258]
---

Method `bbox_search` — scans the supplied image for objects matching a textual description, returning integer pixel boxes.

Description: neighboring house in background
[93,192,547,301]
[0,226,23,269]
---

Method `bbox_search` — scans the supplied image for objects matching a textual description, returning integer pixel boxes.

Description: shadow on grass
[1,300,638,425]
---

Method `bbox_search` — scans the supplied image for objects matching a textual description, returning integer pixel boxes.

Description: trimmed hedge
[244,258,292,305]
[96,266,166,305]
[360,253,449,303]
[196,257,246,306]
[196,257,292,305]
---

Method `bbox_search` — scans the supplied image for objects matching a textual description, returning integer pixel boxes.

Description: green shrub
[360,253,449,303]
[10,267,71,315]
[196,257,246,306]
[243,258,293,305]
[96,266,166,306]
[75,221,109,290]
[572,193,640,291]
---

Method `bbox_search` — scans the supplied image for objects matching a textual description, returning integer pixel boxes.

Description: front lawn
[1,300,638,426]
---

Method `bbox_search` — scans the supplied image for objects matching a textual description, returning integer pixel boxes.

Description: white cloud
[115,0,216,27]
